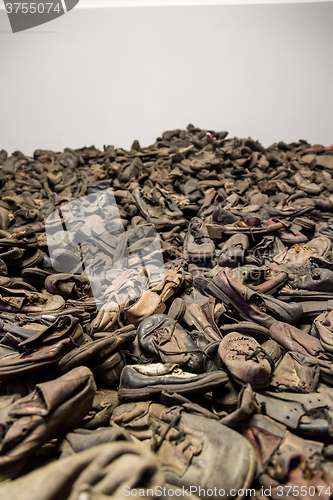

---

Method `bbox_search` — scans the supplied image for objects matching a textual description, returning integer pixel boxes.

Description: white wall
[0,2,333,155]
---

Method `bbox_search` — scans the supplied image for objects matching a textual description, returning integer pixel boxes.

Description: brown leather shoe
[217,234,250,267]
[270,321,333,385]
[312,309,333,353]
[195,269,298,329]
[45,273,96,299]
[290,266,333,292]
[183,217,215,261]
[0,286,64,313]
[137,314,205,372]
[0,366,96,479]
[219,332,273,390]
[59,324,136,373]
[111,400,256,499]
[270,352,320,393]
[0,315,87,379]
[243,414,331,499]
[242,264,288,295]
[183,302,221,342]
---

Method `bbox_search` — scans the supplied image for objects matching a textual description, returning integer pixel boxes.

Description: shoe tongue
[155,326,172,343]
[59,281,76,296]
[212,207,239,224]
[189,218,204,242]
[142,315,168,335]
[18,316,74,353]
[246,216,262,227]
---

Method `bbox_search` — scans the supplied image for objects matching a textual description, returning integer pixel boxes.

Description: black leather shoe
[138,314,205,372]
[118,363,228,401]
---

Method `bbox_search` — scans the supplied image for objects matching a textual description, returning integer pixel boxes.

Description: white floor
[0,2,333,155]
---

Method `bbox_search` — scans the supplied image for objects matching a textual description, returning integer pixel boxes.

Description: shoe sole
[118,372,228,401]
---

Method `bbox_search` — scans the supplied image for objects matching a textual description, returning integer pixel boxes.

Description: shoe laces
[317,350,333,362]
[152,325,210,358]
[189,219,205,244]
[275,383,308,394]
[241,346,275,370]
[151,412,183,452]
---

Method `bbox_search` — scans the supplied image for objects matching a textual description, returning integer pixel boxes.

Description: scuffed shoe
[112,400,256,500]
[118,363,228,401]
[0,366,96,479]
[219,332,273,390]
[183,217,215,261]
[138,313,205,371]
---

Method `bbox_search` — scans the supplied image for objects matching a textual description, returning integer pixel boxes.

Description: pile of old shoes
[1,127,333,499]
